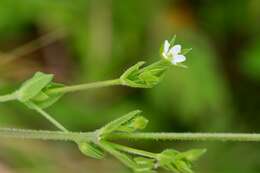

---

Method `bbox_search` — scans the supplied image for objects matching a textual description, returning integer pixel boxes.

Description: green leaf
[31,83,64,109]
[117,116,149,133]
[175,161,193,173]
[15,72,65,109]
[121,61,146,81]
[120,60,171,88]
[17,72,53,102]
[100,141,137,169]
[157,149,179,166]
[99,110,142,137]
[78,142,104,159]
[176,149,207,162]
[157,149,200,173]
[134,157,156,173]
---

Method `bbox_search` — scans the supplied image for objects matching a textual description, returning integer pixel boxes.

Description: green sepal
[78,142,105,159]
[169,35,177,45]
[157,149,200,173]
[182,48,192,55]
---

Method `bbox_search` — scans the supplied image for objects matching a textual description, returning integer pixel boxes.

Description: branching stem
[1,129,260,142]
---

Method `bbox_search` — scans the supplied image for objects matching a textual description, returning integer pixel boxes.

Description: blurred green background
[0,0,260,173]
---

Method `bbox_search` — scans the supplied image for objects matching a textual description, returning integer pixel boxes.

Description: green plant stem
[109,132,260,142]
[99,140,137,168]
[0,93,17,102]
[0,128,94,142]
[111,142,157,158]
[47,79,122,95]
[29,102,68,132]
[1,130,260,142]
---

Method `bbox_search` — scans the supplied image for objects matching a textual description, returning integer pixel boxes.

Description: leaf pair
[120,60,171,88]
[78,110,148,160]
[99,110,148,138]
[15,72,64,109]
[78,142,105,159]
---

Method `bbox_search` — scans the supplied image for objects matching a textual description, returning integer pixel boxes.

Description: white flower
[162,40,186,65]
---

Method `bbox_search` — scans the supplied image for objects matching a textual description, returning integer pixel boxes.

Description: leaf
[176,149,207,162]
[157,149,199,173]
[175,161,193,173]
[157,149,179,166]
[78,142,105,159]
[100,141,137,169]
[120,61,146,80]
[120,60,171,88]
[134,157,156,173]
[17,72,53,102]
[15,72,65,109]
[99,110,142,137]
[117,116,149,133]
[32,82,64,109]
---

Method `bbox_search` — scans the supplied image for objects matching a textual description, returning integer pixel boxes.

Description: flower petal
[163,40,170,54]
[170,44,181,55]
[172,55,186,65]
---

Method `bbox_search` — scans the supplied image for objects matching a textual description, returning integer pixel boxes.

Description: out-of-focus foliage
[0,0,260,173]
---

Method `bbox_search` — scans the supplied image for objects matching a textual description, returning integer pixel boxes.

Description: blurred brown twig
[0,29,66,66]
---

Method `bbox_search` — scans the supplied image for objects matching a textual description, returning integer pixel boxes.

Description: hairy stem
[29,102,68,132]
[1,129,260,142]
[47,79,122,95]
[109,132,260,142]
[0,93,17,102]
[0,128,94,142]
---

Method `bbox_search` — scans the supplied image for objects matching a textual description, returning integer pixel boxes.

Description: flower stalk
[46,78,122,95]
[0,93,17,102]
